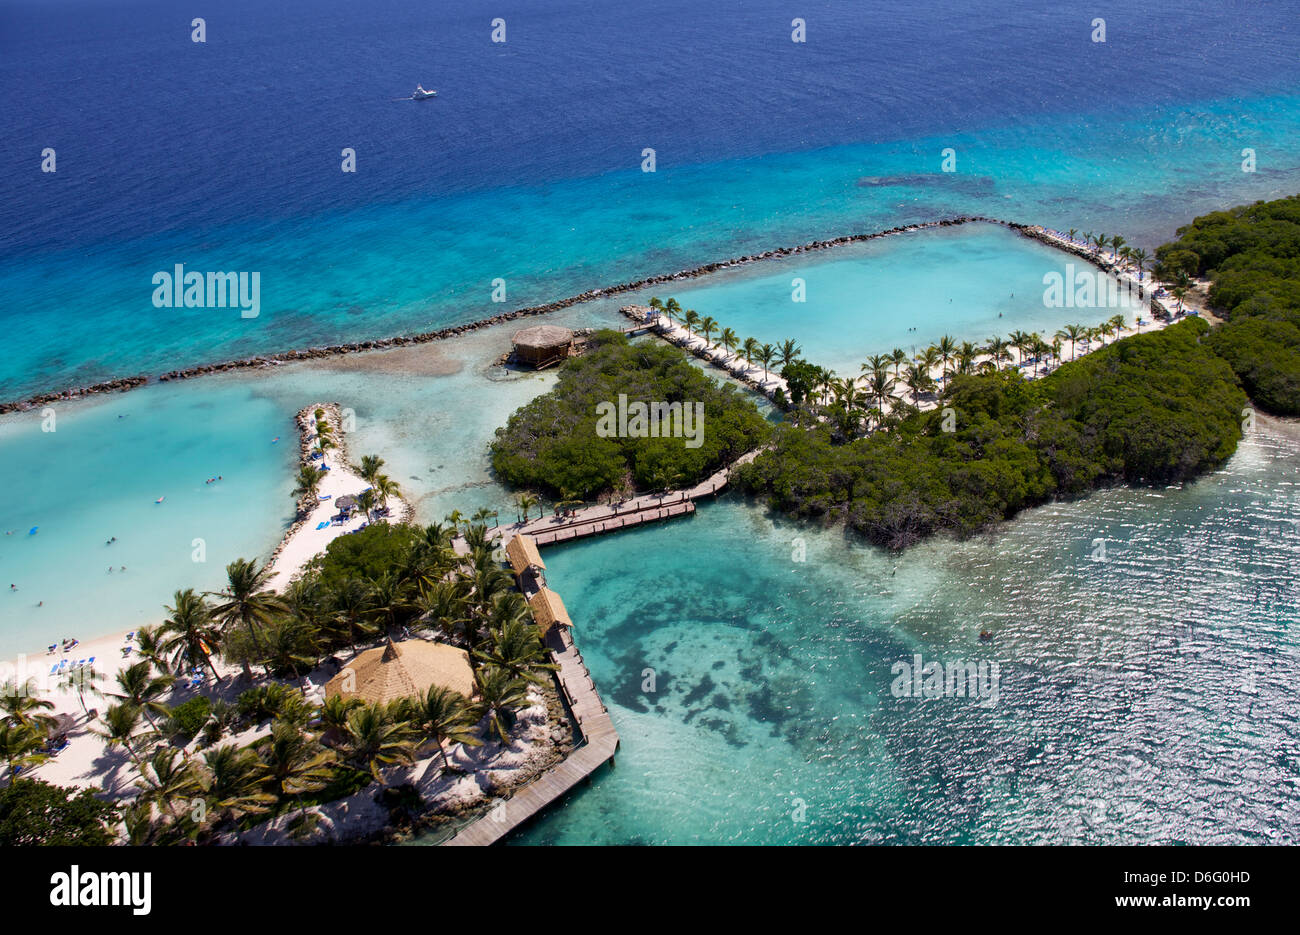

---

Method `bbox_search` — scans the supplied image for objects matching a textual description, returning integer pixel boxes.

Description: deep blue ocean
[3,0,1300,397]
[3,0,1299,845]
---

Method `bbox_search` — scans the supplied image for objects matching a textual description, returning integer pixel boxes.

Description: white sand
[8,401,406,798]
[261,460,376,593]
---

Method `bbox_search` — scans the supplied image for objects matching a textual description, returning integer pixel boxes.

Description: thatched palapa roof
[505,534,545,576]
[528,587,572,635]
[325,639,475,704]
[511,325,574,350]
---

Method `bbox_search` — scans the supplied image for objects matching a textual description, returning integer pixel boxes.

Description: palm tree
[955,341,980,376]
[740,337,760,370]
[902,363,934,403]
[337,703,417,784]
[373,474,401,514]
[864,368,897,415]
[418,579,468,643]
[515,492,538,524]
[473,666,531,745]
[366,572,413,635]
[161,588,223,682]
[756,343,777,380]
[1131,248,1150,280]
[329,579,376,651]
[0,678,56,732]
[1110,235,1126,264]
[59,664,105,717]
[916,345,942,383]
[935,335,957,390]
[198,745,274,827]
[778,339,802,369]
[359,454,385,487]
[93,703,147,768]
[135,747,200,821]
[683,309,700,337]
[1059,323,1087,360]
[262,618,316,679]
[317,694,362,738]
[314,428,336,467]
[889,347,908,379]
[984,336,1011,369]
[475,617,556,684]
[1007,330,1030,367]
[292,464,325,504]
[260,722,335,799]
[1171,284,1188,312]
[409,686,481,770]
[133,624,170,676]
[1067,228,1078,243]
[356,487,379,523]
[698,315,717,348]
[207,557,286,681]
[664,297,682,327]
[110,661,174,730]
[0,723,45,780]
[719,327,739,357]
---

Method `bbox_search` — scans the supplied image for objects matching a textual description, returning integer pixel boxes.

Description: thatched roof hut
[528,587,573,636]
[325,639,475,704]
[504,534,545,577]
[511,325,574,369]
[335,494,359,512]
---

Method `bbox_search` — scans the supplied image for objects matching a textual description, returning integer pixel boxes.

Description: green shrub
[491,330,770,499]
[167,695,212,739]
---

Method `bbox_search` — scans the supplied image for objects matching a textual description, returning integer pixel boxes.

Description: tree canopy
[491,330,771,498]
[1155,194,1300,414]
[737,319,1245,549]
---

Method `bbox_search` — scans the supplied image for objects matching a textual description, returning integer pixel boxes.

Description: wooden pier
[529,499,694,546]
[442,627,618,846]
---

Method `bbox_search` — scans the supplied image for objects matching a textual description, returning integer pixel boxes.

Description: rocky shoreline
[3,215,1146,415]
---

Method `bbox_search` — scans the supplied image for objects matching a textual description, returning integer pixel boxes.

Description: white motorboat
[412,85,437,100]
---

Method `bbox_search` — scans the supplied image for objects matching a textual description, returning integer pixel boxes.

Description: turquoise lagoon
[508,418,1300,845]
[2,224,1120,659]
[659,223,1113,376]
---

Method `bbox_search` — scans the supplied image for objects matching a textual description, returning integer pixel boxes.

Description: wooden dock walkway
[442,627,618,846]
[529,499,694,545]
[483,448,760,549]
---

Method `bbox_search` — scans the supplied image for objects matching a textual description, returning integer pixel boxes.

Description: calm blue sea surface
[1,0,1298,844]
[2,0,1300,397]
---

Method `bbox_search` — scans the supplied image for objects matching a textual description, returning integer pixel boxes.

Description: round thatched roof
[512,325,574,349]
[325,639,475,704]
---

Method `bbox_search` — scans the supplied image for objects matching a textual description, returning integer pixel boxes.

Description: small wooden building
[505,533,546,583]
[528,587,573,637]
[511,325,574,369]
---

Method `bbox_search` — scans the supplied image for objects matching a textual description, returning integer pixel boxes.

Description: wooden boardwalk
[530,500,694,545]
[483,449,759,549]
[442,627,618,846]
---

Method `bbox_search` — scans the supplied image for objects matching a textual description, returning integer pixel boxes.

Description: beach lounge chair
[87,656,94,667]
